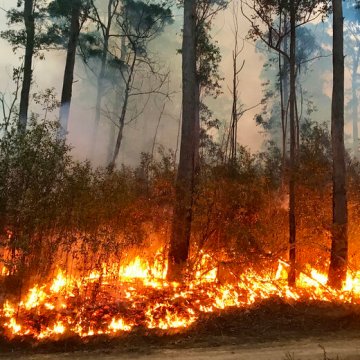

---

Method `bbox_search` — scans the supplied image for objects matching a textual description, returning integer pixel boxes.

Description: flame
[108,318,133,332]
[1,250,360,340]
[50,270,67,293]
[37,321,66,339]
[145,305,196,329]
[22,285,47,310]
[5,318,22,335]
[119,257,150,279]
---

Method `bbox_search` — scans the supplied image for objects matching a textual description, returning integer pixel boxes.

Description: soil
[1,299,360,359]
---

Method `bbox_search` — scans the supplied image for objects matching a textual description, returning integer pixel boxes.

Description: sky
[0,0,357,167]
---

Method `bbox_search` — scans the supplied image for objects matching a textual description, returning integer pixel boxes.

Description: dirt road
[3,338,360,360]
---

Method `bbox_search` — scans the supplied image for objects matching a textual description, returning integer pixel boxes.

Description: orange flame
[1,251,360,340]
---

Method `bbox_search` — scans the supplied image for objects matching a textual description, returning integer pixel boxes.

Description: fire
[37,321,66,339]
[2,251,360,340]
[50,270,67,293]
[22,285,47,310]
[119,257,152,279]
[108,318,133,332]
[145,304,196,329]
[5,318,22,335]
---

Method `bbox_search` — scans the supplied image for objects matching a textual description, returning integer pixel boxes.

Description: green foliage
[120,0,174,56]
[1,0,63,53]
[124,0,173,35]
[196,21,223,97]
[255,26,320,144]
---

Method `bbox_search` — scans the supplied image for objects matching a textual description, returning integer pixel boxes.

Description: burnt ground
[1,299,360,358]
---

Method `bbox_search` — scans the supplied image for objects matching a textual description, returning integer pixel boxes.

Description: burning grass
[2,250,360,343]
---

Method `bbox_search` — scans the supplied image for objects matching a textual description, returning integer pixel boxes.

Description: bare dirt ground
[1,300,360,359]
[3,338,360,360]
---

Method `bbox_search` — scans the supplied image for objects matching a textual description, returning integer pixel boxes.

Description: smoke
[1,0,356,166]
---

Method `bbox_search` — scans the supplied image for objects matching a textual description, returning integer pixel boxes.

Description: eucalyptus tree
[107,0,173,170]
[1,0,58,132]
[167,0,228,281]
[241,0,330,286]
[47,0,93,138]
[18,0,35,133]
[328,0,347,289]
[255,26,321,171]
[166,0,197,282]
[87,0,121,151]
[344,2,360,159]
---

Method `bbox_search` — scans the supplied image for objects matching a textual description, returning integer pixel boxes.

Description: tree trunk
[229,42,239,163]
[352,48,360,159]
[58,1,81,138]
[288,3,297,287]
[108,52,136,170]
[18,0,35,133]
[282,24,290,182]
[279,51,286,177]
[328,0,348,289]
[107,91,121,164]
[167,0,197,282]
[279,14,288,182]
[91,0,114,155]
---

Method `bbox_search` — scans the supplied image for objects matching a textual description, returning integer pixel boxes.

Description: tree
[1,0,37,133]
[167,0,227,281]
[18,0,35,133]
[327,0,348,289]
[225,2,244,164]
[287,0,297,286]
[344,2,360,159]
[58,0,82,138]
[88,0,121,154]
[1,0,83,133]
[47,0,92,138]
[242,0,329,286]
[107,0,172,169]
[167,0,197,281]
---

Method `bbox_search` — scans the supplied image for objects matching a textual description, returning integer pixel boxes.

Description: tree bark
[229,37,239,163]
[18,0,35,133]
[107,91,120,164]
[279,51,286,177]
[328,0,348,289]
[167,0,197,282]
[281,22,290,182]
[352,47,360,159]
[288,3,297,287]
[58,1,81,138]
[91,0,115,155]
[108,51,136,170]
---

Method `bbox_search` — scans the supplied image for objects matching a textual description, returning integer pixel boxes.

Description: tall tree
[89,0,121,153]
[2,0,66,132]
[19,0,35,132]
[167,0,197,281]
[328,0,348,289]
[344,2,360,159]
[58,0,82,138]
[242,0,329,286]
[350,45,360,159]
[108,0,172,169]
[167,0,227,281]
[288,0,296,286]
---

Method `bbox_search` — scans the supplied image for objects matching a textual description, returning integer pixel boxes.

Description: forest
[0,0,360,357]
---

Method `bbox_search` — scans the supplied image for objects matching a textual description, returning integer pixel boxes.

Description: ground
[1,300,360,359]
[3,338,360,360]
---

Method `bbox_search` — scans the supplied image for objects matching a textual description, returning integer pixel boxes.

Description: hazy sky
[0,0,355,166]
